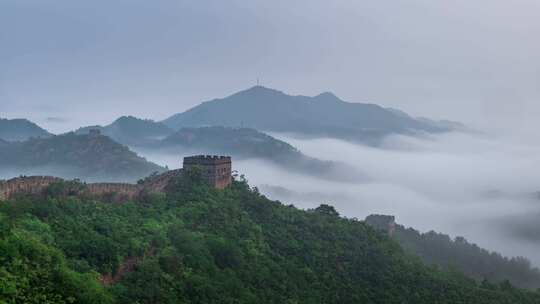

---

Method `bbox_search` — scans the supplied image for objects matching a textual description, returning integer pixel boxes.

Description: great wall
[0,155,233,201]
[0,169,184,202]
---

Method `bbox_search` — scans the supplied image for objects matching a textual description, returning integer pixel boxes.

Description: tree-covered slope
[0,132,164,182]
[0,174,539,303]
[393,222,540,289]
[0,118,52,142]
[162,86,461,143]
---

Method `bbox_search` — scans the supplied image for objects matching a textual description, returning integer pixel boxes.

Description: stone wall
[0,176,142,202]
[183,155,232,189]
[0,176,62,201]
[140,169,183,193]
[0,170,183,202]
[85,183,140,201]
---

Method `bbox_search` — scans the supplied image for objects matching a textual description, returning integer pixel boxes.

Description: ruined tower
[88,129,101,136]
[183,155,232,189]
[365,214,396,236]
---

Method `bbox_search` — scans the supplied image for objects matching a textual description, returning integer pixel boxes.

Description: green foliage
[1,179,540,303]
[394,225,540,289]
[0,218,112,304]
[311,204,340,217]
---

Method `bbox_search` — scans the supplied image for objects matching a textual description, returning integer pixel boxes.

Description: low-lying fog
[139,131,540,267]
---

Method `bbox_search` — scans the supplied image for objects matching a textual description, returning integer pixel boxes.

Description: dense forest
[393,224,540,289]
[1,171,540,303]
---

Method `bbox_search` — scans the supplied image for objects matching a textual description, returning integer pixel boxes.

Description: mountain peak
[233,85,286,98]
[314,92,341,102]
[162,86,459,139]
[0,117,52,141]
[114,116,146,124]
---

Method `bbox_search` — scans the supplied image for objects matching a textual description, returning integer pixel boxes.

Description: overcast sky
[1,0,539,133]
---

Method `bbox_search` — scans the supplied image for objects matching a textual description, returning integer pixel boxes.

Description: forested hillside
[1,172,539,303]
[0,132,164,182]
[393,224,540,289]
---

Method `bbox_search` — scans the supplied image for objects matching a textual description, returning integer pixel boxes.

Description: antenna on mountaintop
[257,78,260,86]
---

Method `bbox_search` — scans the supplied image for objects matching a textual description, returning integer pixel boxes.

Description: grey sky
[1,0,539,133]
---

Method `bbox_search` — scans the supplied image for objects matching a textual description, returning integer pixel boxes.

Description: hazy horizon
[2,0,540,136]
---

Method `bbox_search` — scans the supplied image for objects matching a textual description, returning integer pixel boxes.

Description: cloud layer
[2,0,540,133]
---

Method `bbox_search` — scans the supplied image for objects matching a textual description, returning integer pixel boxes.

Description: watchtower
[88,129,101,136]
[183,155,232,189]
[365,214,396,236]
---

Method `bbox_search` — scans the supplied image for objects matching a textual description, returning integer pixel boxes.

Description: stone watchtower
[365,214,396,236]
[88,129,101,136]
[183,155,232,189]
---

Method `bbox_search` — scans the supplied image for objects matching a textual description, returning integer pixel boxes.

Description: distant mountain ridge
[160,126,360,181]
[161,126,301,159]
[0,132,164,182]
[73,117,359,180]
[0,118,52,141]
[75,116,174,146]
[162,86,462,143]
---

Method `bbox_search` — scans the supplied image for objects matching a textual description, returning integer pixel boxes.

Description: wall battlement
[183,155,232,165]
